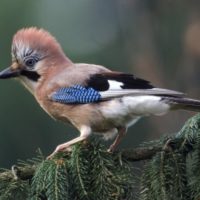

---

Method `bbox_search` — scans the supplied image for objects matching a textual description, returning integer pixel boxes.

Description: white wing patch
[108,80,123,89]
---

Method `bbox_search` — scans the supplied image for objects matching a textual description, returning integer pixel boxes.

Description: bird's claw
[47,145,72,159]
[107,145,115,153]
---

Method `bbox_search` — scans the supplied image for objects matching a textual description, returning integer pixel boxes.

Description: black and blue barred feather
[52,85,101,104]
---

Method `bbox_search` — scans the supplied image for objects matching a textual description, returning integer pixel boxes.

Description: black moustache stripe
[20,70,41,82]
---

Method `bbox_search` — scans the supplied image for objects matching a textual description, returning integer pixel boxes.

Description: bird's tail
[162,96,200,112]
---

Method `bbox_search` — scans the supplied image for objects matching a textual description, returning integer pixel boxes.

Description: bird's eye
[24,57,38,68]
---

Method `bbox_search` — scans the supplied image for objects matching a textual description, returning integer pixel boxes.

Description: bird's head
[0,27,72,93]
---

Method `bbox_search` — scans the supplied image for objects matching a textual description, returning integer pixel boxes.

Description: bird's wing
[51,85,101,104]
[51,72,184,104]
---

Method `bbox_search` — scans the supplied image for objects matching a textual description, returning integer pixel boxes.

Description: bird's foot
[107,144,115,153]
[107,127,127,153]
[47,134,90,159]
[47,144,72,159]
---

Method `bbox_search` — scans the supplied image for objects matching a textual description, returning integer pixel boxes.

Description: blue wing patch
[51,85,101,104]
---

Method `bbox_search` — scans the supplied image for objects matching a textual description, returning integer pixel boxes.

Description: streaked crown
[12,27,66,64]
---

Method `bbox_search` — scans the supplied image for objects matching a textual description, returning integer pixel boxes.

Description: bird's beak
[0,67,20,79]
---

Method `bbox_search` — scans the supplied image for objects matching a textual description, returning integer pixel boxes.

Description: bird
[0,27,200,158]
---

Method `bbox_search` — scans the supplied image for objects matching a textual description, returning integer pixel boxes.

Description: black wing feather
[86,73,154,91]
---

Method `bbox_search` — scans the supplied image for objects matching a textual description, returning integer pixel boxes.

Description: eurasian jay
[0,27,200,157]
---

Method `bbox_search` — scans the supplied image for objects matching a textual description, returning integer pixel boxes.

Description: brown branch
[121,145,163,161]
[121,139,173,161]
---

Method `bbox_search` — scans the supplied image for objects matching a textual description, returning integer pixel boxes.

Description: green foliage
[140,113,200,200]
[3,114,200,199]
[30,158,69,200]
[0,151,43,200]
[68,142,135,200]
[140,151,188,200]
[30,140,135,200]
[0,176,29,200]
[0,141,135,200]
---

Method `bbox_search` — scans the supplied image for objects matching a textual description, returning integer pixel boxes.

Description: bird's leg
[108,127,127,152]
[47,126,91,159]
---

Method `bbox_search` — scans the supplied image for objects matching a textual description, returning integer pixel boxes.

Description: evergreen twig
[0,144,167,182]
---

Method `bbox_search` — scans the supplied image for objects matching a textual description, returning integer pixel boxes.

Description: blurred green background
[0,0,200,168]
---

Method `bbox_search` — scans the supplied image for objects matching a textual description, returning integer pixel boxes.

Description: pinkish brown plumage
[1,27,200,158]
[13,28,66,59]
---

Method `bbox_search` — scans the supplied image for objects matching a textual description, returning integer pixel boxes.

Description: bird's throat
[19,71,41,95]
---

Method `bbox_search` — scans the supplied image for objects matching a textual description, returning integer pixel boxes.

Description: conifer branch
[121,144,163,161]
[0,144,170,182]
[1,113,200,199]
